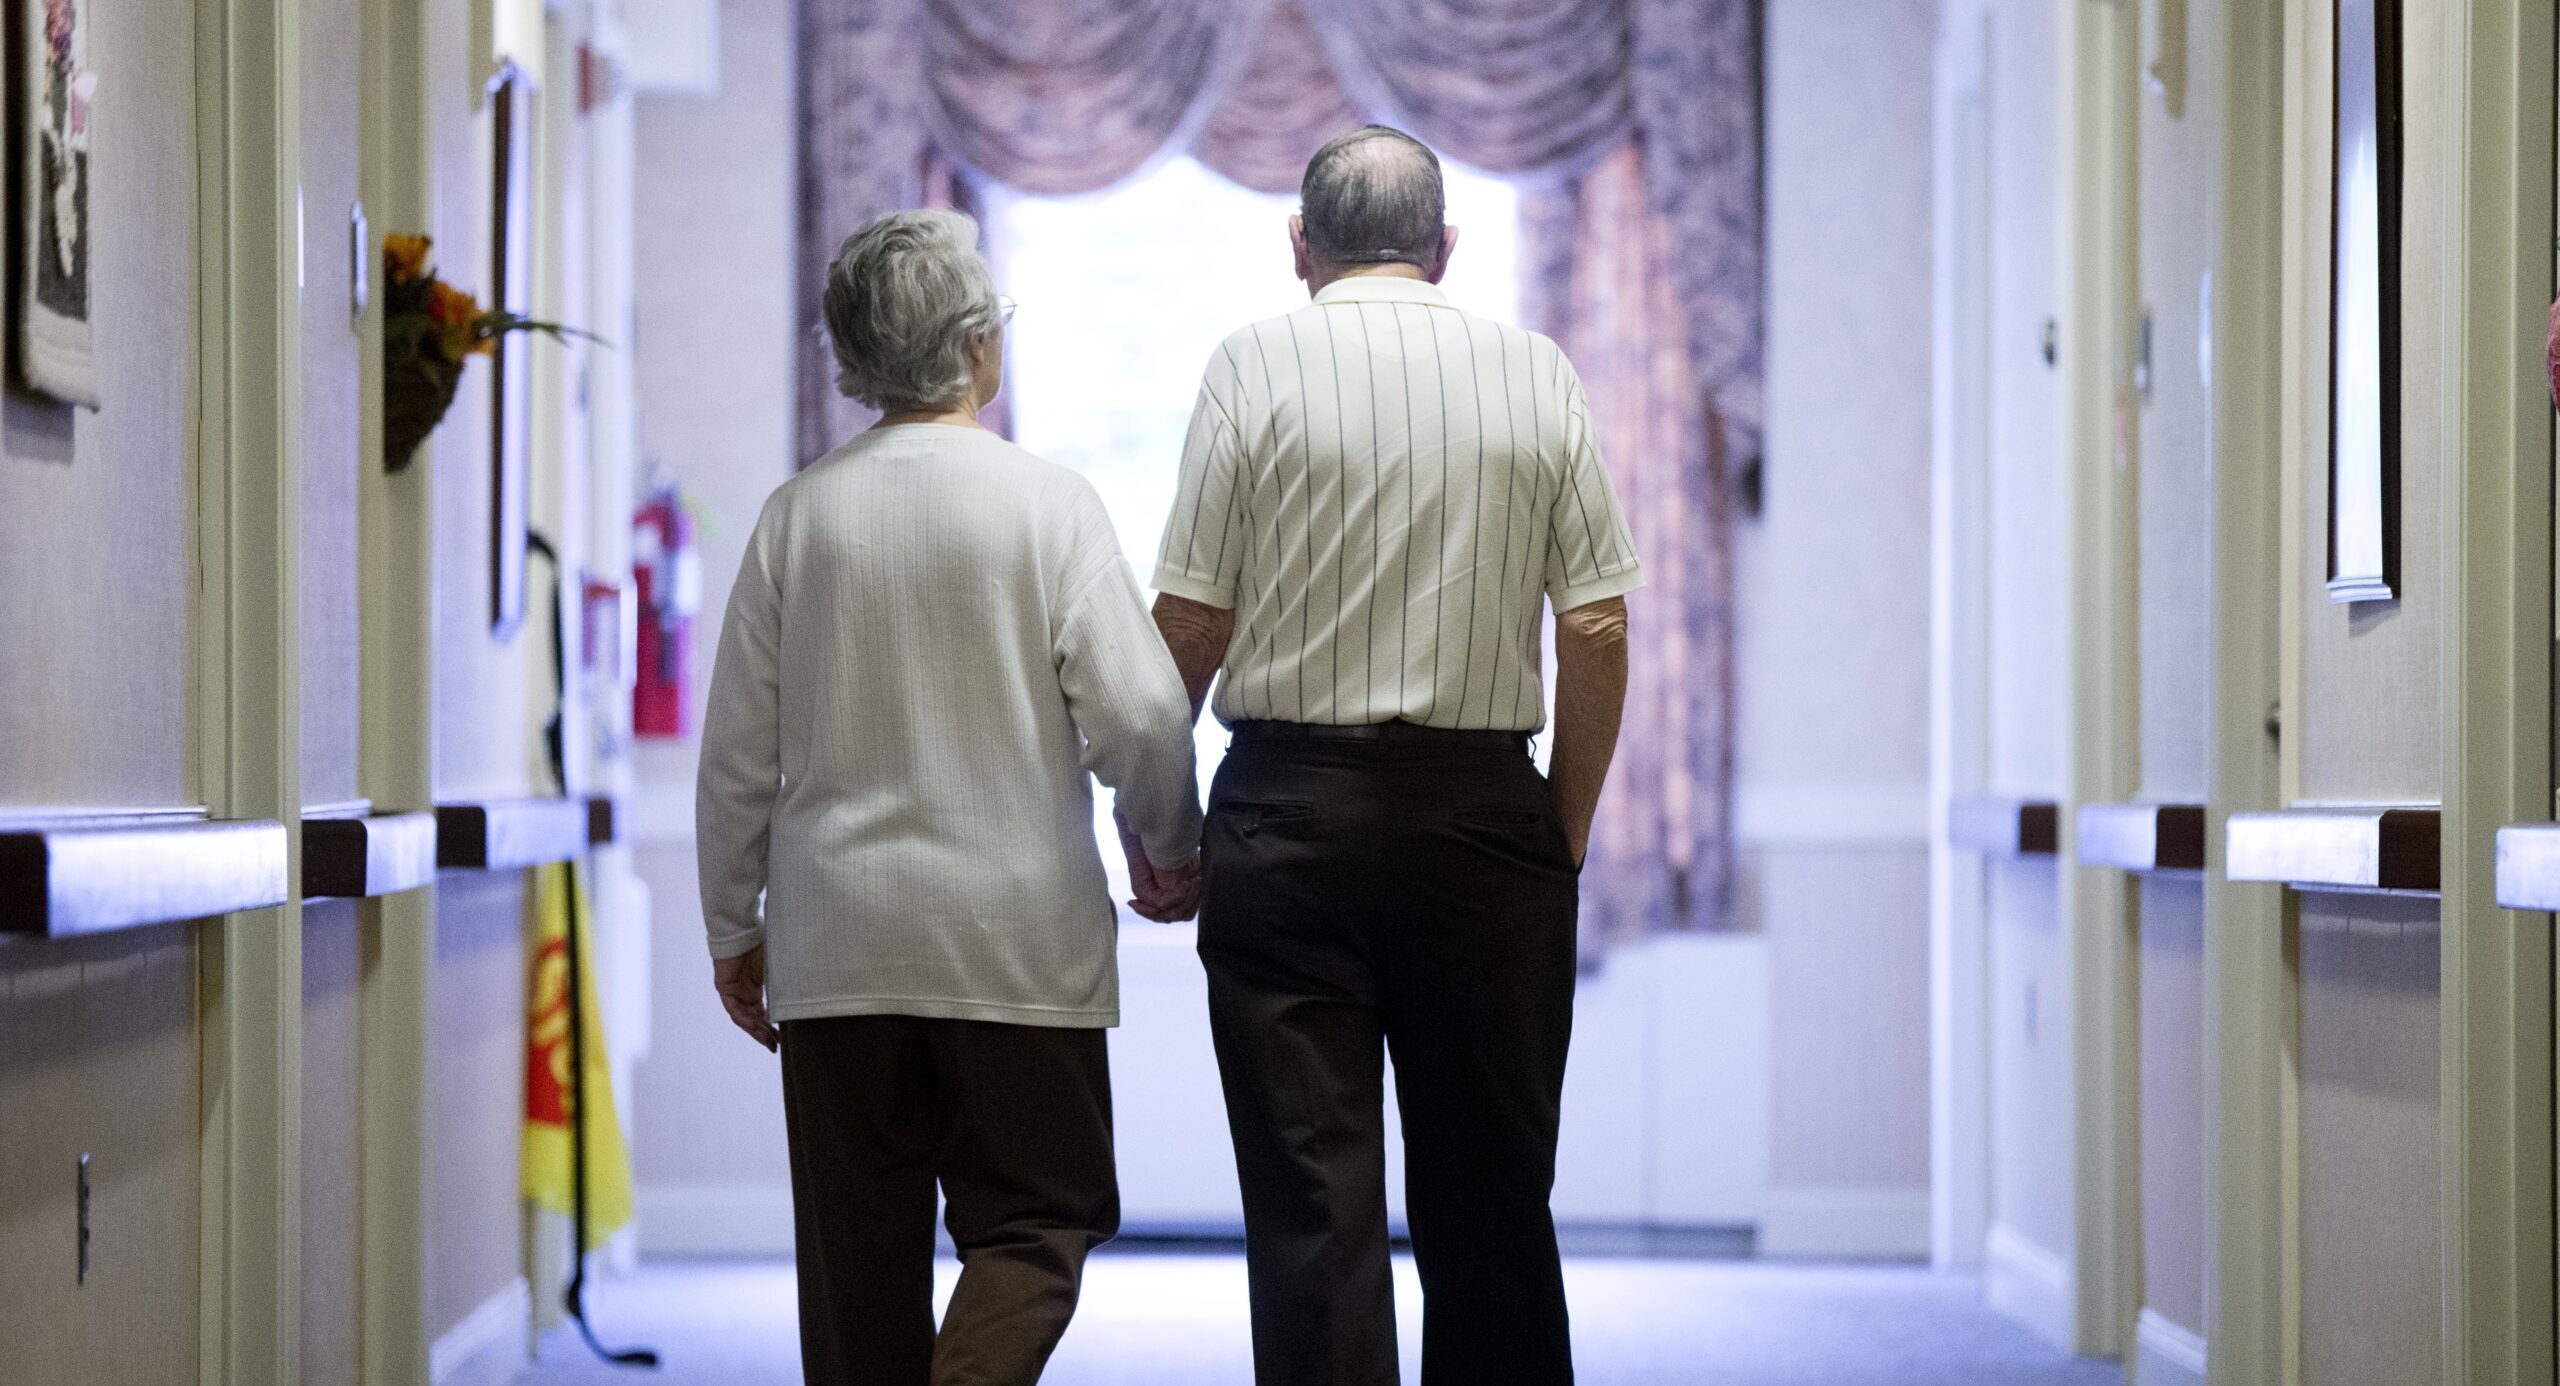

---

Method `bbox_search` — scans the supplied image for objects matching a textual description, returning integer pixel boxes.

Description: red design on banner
[525,935,572,1127]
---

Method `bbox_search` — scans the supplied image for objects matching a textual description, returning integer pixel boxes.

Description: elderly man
[699,209,1202,1384]
[1135,126,1638,1384]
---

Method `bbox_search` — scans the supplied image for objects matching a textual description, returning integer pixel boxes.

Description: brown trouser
[780,1014,1119,1386]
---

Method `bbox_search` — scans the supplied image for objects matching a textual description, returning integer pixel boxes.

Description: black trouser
[1197,724,1581,1386]
[779,1015,1119,1386]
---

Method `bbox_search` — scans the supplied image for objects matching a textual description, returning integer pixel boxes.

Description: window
[990,155,1521,893]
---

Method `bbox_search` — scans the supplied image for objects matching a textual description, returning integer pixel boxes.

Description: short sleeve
[1543,359,1645,612]
[1152,343,1251,609]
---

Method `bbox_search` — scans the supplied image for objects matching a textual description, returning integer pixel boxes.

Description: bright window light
[990,155,1521,905]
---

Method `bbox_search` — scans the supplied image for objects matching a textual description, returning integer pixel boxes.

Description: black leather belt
[1230,719,1530,752]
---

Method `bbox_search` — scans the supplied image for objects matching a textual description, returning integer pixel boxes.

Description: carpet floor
[518,1252,2124,1386]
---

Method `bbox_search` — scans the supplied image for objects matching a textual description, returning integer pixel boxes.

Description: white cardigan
[695,424,1201,1028]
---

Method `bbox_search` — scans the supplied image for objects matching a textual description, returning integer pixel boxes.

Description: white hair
[821,209,1002,412]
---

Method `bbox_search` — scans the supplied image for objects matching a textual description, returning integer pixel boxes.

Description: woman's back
[696,423,1198,1028]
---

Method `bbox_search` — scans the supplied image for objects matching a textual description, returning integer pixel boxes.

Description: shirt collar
[1312,275,1452,309]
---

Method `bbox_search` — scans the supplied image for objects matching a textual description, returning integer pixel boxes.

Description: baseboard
[636,1183,798,1257]
[1983,1222,2075,1352]
[428,1276,529,1386]
[2133,1307,2208,1386]
[1756,1186,1930,1260]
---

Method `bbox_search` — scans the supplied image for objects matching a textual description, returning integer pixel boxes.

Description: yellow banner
[522,861,634,1248]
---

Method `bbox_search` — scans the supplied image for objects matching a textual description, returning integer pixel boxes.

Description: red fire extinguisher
[632,483,698,739]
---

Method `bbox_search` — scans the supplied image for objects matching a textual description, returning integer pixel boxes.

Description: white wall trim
[1734,783,1931,847]
[1984,1223,2076,1352]
[2132,1308,2208,1386]
[636,1183,798,1257]
[1757,1186,1931,1260]
[428,1277,530,1386]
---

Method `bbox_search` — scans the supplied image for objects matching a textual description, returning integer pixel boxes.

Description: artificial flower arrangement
[381,233,595,469]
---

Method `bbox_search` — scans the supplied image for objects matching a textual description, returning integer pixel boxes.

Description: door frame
[2059,0,2144,1359]
[2204,0,2293,1382]
[2433,0,2555,1378]
[196,0,308,1375]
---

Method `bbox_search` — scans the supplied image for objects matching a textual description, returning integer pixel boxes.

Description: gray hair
[1299,126,1446,271]
[821,209,1002,412]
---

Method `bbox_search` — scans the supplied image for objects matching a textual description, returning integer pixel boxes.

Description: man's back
[1153,275,1641,730]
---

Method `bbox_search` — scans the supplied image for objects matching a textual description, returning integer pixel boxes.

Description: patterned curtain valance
[922,0,1276,195]
[1295,0,1636,178]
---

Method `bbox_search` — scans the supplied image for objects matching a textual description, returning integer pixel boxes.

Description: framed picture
[17,0,98,405]
[2326,0,2401,604]
[488,64,534,637]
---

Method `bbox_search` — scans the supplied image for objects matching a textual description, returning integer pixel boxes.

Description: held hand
[1118,811,1204,923]
[712,945,779,1052]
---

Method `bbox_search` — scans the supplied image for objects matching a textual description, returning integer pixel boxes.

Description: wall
[2128,0,2225,1354]
[626,0,803,1235]
[419,0,549,1350]
[2281,0,2450,1374]
[298,0,371,1369]
[1743,0,1938,1257]
[0,0,208,1377]
[1971,0,2078,1305]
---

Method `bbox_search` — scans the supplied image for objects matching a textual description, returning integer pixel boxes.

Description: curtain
[1296,0,1634,178]
[1193,2,1366,196]
[922,0,1275,194]
[794,0,1758,937]
[1524,148,1734,944]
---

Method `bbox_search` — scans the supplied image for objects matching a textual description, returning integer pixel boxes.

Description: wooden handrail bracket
[2493,823,2560,911]
[2077,802,2208,873]
[304,811,439,899]
[435,797,592,872]
[1947,795,2061,857]
[2226,805,2440,895]
[0,817,290,938]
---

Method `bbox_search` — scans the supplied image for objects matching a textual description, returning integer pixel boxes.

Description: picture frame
[2326,0,2401,604]
[488,63,534,637]
[16,0,98,406]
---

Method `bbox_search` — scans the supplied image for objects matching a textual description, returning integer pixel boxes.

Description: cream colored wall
[427,0,540,803]
[2290,0,2444,809]
[0,0,201,811]
[2129,0,2223,1344]
[1976,0,2077,1276]
[0,931,203,1382]
[2133,879,2206,1332]
[1989,861,2074,1252]
[2295,895,2442,1386]
[296,0,370,1359]
[625,0,802,1208]
[301,902,366,1384]
[0,0,208,1378]
[301,0,367,810]
[2281,1,2449,1374]
[416,0,556,1342]
[1749,0,1938,1225]
[428,871,535,1339]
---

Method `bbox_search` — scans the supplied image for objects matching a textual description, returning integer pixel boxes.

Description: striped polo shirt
[1153,274,1643,732]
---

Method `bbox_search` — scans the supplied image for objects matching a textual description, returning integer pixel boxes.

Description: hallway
[520,1253,2120,1386]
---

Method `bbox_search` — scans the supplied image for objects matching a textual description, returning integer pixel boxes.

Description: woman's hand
[1118,811,1203,923]
[713,945,779,1052]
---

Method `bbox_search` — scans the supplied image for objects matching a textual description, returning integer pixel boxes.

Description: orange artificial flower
[427,279,493,357]
[384,233,433,285]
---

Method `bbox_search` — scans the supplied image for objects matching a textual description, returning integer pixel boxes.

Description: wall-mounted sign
[20,0,98,406]
[2327,0,2402,604]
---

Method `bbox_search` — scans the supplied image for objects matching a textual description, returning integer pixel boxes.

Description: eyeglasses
[997,295,1018,326]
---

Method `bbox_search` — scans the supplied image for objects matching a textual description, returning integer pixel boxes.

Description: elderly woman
[695,209,1202,1383]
